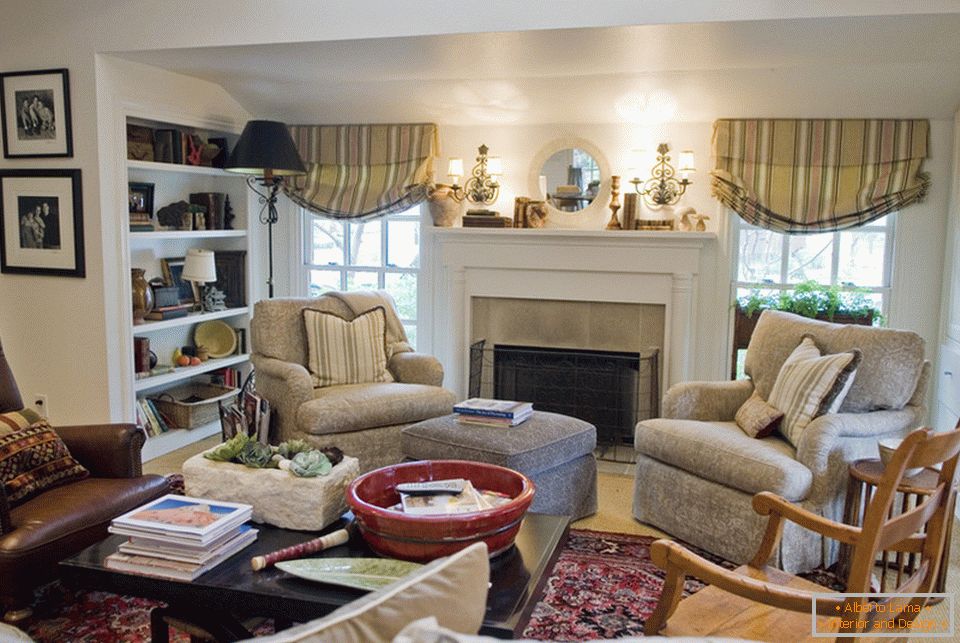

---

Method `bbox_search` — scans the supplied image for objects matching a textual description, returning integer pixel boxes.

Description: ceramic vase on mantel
[131,268,154,323]
[426,185,464,227]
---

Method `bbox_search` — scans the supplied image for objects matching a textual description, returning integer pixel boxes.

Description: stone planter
[182,448,360,531]
[426,186,463,227]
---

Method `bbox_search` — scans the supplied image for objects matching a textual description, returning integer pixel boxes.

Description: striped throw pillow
[768,336,861,447]
[0,420,89,506]
[0,408,42,435]
[304,306,393,387]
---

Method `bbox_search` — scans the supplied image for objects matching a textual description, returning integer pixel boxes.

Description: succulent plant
[204,432,250,461]
[288,450,333,477]
[237,441,276,468]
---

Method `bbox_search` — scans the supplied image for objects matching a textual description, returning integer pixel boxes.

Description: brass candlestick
[605,175,622,230]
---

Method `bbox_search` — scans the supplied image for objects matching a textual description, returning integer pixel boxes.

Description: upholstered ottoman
[400,411,598,519]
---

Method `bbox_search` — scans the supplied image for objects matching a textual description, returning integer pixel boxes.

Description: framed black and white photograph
[128,182,154,216]
[0,69,73,158]
[0,169,84,277]
[213,249,247,308]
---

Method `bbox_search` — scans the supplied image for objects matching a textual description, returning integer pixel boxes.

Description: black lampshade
[225,120,306,177]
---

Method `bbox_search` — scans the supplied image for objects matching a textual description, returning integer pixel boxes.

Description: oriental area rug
[21,528,842,642]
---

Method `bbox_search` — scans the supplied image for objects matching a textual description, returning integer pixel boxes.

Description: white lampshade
[447,157,464,183]
[182,248,217,284]
[678,150,696,174]
[486,156,503,178]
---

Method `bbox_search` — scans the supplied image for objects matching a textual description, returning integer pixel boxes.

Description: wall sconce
[629,143,695,207]
[447,144,502,211]
[225,120,306,298]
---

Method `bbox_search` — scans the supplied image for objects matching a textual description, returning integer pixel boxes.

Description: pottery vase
[131,268,154,322]
[426,186,464,227]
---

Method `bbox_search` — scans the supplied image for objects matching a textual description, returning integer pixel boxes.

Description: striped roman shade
[303,306,393,387]
[285,124,439,221]
[768,336,861,447]
[712,119,930,233]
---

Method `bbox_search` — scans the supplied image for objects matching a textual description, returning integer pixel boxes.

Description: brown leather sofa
[0,340,170,621]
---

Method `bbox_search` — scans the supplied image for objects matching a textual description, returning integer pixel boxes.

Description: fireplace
[469,341,659,462]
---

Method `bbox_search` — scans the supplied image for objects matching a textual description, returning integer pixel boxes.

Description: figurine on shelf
[202,286,228,312]
[694,214,710,231]
[676,207,695,231]
[223,195,235,230]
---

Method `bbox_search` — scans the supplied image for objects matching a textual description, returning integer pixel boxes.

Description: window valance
[284,123,439,221]
[712,119,930,233]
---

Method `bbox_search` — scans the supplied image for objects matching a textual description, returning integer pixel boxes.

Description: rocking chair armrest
[752,491,861,545]
[650,539,845,616]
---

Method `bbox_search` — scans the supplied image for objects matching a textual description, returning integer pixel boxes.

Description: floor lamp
[225,120,306,298]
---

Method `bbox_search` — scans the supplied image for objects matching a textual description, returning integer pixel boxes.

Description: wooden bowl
[345,460,535,562]
[878,438,924,477]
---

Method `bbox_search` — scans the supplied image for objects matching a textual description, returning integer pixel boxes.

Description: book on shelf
[144,308,190,321]
[452,398,534,419]
[106,526,257,581]
[109,494,253,546]
[136,399,162,436]
[462,214,513,228]
[129,223,155,232]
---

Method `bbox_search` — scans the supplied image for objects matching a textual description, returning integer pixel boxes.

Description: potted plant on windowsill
[731,281,882,377]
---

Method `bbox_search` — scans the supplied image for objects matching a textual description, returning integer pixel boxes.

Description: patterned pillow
[735,391,784,438]
[768,336,861,446]
[303,306,393,387]
[0,420,89,506]
[0,408,42,435]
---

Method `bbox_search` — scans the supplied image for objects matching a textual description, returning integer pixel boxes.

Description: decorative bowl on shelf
[878,438,924,477]
[345,460,535,562]
[194,320,237,358]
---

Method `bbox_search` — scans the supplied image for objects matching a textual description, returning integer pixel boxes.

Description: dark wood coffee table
[60,512,569,640]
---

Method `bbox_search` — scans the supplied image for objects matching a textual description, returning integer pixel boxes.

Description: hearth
[469,341,659,462]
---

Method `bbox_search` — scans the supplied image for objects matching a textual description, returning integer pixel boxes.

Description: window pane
[348,222,381,266]
[310,219,345,266]
[346,270,380,291]
[403,324,417,350]
[387,220,420,268]
[309,270,341,297]
[738,228,782,283]
[385,272,417,319]
[838,230,886,287]
[787,233,833,284]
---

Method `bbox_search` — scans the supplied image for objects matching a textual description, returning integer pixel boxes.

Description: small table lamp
[182,248,218,312]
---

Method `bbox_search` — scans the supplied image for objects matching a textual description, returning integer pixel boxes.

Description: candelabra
[629,143,695,207]
[447,145,502,211]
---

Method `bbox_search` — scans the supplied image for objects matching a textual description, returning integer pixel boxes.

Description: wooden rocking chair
[645,425,960,642]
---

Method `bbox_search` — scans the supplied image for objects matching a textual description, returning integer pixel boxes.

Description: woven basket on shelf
[150,383,239,429]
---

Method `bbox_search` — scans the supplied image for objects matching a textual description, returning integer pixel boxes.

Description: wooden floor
[146,446,960,642]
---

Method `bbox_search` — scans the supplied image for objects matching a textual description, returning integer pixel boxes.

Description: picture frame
[128,182,155,216]
[0,169,84,277]
[0,69,73,158]
[161,257,198,304]
[213,250,247,308]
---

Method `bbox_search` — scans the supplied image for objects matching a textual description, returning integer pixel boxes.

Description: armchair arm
[662,379,754,420]
[796,406,921,504]
[251,355,314,436]
[55,423,145,478]
[387,352,444,387]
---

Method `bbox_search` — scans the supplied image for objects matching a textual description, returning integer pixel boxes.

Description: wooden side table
[839,458,955,593]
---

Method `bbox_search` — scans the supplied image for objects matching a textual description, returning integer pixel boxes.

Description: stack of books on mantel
[105,494,256,581]
[453,398,533,427]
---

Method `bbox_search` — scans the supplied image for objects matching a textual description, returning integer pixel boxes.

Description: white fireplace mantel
[426,228,716,397]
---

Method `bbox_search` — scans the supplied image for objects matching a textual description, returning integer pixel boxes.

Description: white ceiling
[113,13,960,125]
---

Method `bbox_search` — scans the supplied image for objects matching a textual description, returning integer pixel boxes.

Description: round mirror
[538,148,601,212]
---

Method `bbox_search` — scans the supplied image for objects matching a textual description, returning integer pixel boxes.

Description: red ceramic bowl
[346,460,535,562]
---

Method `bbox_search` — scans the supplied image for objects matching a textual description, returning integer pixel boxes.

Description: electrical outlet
[33,394,48,418]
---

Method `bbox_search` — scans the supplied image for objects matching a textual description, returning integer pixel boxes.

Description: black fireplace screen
[468,340,659,463]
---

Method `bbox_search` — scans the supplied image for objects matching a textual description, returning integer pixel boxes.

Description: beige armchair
[633,310,929,572]
[251,292,456,472]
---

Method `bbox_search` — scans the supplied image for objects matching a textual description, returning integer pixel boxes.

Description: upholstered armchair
[632,310,929,573]
[0,340,169,621]
[251,291,456,473]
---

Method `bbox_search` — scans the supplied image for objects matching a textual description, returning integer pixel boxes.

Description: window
[304,208,421,348]
[732,215,894,374]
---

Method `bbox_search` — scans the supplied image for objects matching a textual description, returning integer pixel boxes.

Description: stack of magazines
[105,494,256,581]
[453,398,533,427]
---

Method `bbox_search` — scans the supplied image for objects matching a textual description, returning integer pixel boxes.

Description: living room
[1,2,960,641]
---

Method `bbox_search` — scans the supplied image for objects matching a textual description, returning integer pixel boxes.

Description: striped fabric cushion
[0,408,42,435]
[304,306,393,387]
[0,420,89,506]
[768,336,861,447]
